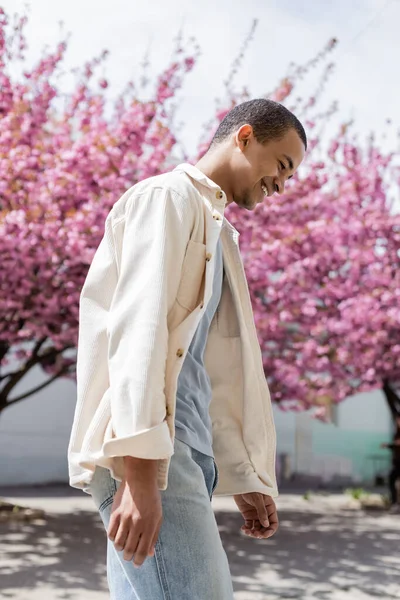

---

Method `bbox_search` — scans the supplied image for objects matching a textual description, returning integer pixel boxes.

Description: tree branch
[0,342,74,407]
[2,366,72,410]
[0,341,9,363]
[383,379,400,418]
[0,337,48,401]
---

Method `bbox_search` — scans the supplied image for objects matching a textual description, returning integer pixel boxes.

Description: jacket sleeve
[80,185,196,461]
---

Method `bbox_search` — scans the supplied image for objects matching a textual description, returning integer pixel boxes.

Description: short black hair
[210,98,307,150]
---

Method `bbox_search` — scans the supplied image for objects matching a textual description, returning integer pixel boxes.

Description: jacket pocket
[216,274,240,338]
[176,240,206,312]
[211,459,219,497]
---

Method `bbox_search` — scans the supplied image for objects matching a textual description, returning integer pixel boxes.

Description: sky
[2,0,400,155]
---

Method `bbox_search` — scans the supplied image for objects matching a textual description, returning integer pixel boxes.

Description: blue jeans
[89,438,234,599]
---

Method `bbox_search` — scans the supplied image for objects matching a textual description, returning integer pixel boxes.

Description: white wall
[336,389,392,433]
[273,390,393,484]
[0,366,76,485]
[0,370,393,486]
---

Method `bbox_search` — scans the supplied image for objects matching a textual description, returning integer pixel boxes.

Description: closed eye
[279,159,295,179]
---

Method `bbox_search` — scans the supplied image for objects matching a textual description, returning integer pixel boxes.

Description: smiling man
[197,99,305,211]
[68,98,306,599]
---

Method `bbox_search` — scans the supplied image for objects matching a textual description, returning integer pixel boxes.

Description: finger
[122,528,141,562]
[243,519,253,530]
[241,519,254,534]
[114,521,130,552]
[244,520,264,539]
[245,530,262,539]
[107,514,120,543]
[244,520,262,539]
[266,497,278,515]
[256,526,269,538]
[246,519,278,540]
[258,516,279,539]
[253,495,269,528]
[241,525,261,538]
[268,506,279,532]
[134,529,153,568]
[245,529,264,539]
[253,520,263,538]
[257,526,277,539]
[266,517,279,537]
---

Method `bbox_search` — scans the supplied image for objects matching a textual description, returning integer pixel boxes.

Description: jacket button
[176,348,184,358]
[199,302,204,309]
[216,191,224,200]
[205,253,212,262]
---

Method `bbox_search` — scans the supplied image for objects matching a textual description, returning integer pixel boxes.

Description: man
[68,98,306,598]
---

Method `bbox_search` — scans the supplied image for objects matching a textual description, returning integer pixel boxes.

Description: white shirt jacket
[67,163,278,497]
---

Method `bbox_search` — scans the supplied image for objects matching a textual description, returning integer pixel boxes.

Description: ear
[236,124,253,150]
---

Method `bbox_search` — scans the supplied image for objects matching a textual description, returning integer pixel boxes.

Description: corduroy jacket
[67,163,278,497]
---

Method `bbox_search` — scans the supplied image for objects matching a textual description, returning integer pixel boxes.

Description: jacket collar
[173,163,240,238]
[174,163,222,192]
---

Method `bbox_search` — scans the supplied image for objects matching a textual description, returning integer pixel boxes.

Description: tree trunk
[383,380,400,422]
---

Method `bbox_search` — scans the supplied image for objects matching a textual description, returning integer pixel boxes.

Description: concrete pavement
[0,485,399,600]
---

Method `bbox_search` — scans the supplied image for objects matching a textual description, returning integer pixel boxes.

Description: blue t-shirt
[174,238,224,458]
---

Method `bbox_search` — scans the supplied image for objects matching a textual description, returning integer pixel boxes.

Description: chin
[235,194,258,211]
[249,198,261,211]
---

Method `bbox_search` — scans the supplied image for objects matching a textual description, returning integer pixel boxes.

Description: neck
[195,146,234,205]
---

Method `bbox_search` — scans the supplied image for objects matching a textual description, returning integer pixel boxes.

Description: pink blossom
[1,5,398,417]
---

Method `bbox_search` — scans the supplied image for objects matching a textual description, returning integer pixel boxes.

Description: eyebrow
[283,154,294,170]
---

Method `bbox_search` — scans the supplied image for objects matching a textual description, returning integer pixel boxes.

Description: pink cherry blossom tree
[231,136,400,416]
[198,34,400,421]
[225,103,400,421]
[1,6,398,425]
[0,7,197,414]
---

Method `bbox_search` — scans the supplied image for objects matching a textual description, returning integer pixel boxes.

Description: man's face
[229,125,306,211]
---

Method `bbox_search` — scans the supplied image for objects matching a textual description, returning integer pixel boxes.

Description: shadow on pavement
[216,506,400,599]
[0,485,83,500]
[0,503,400,599]
[0,510,108,598]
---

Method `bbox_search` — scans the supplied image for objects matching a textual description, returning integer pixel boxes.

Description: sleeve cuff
[102,421,174,460]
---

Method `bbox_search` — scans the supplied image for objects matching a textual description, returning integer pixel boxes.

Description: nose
[273,177,285,195]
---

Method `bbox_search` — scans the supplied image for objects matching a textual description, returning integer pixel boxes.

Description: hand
[381,443,389,449]
[107,458,162,568]
[233,493,279,539]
